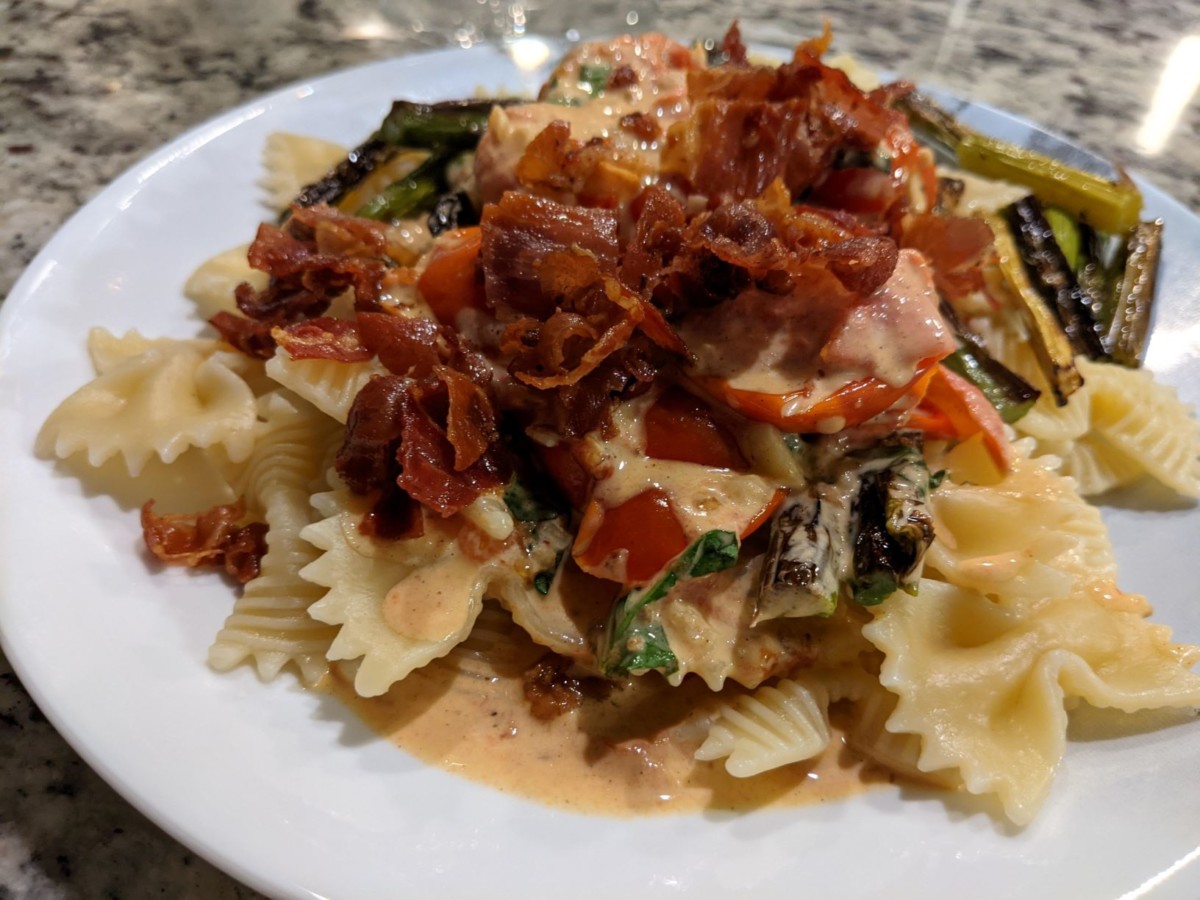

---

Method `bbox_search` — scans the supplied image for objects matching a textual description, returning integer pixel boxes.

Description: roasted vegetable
[756,489,848,621]
[902,91,1142,234]
[356,151,452,222]
[1105,219,1163,367]
[598,530,739,677]
[984,211,1083,404]
[1004,197,1107,360]
[290,99,513,217]
[376,99,504,150]
[849,435,935,606]
[292,138,396,211]
[1043,205,1081,271]
[939,301,1040,423]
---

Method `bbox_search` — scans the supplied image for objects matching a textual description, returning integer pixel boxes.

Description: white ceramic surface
[2,44,1199,900]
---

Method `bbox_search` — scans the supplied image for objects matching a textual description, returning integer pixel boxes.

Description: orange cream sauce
[327,605,888,815]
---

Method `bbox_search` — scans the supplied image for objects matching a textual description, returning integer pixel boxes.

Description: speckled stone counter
[1,0,1197,896]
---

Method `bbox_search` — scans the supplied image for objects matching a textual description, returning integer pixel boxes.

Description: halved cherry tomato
[416,227,486,324]
[698,358,940,434]
[910,364,1012,471]
[645,387,747,470]
[574,488,690,585]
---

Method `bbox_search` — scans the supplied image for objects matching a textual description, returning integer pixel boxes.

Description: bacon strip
[272,317,372,362]
[356,311,491,385]
[481,192,620,318]
[337,374,505,517]
[663,41,915,205]
[141,500,268,584]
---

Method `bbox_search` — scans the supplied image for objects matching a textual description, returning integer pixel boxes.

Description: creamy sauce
[327,606,886,815]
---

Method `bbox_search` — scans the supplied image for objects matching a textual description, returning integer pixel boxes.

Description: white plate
[3,43,1200,900]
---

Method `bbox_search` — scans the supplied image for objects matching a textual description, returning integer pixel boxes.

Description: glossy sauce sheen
[328,607,883,815]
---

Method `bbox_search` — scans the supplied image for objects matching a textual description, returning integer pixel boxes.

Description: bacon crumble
[141,500,268,584]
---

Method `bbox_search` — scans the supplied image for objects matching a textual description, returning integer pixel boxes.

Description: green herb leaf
[533,549,566,596]
[578,63,611,95]
[599,530,738,677]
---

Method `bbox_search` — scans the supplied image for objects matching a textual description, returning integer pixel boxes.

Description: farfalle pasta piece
[259,132,349,212]
[926,452,1116,602]
[208,392,343,684]
[264,347,388,424]
[986,323,1200,497]
[863,578,1200,825]
[86,327,218,375]
[37,340,259,476]
[696,676,832,776]
[299,482,489,696]
[183,244,267,321]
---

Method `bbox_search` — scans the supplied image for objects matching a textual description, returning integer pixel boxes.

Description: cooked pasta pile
[37,26,1200,825]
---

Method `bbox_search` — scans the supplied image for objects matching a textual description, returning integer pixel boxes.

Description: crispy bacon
[522,652,611,720]
[356,311,492,385]
[217,205,399,358]
[397,379,507,516]
[550,340,661,439]
[359,484,425,542]
[481,192,620,318]
[435,365,498,470]
[272,317,372,362]
[500,249,645,389]
[336,375,409,495]
[618,112,660,143]
[141,500,267,584]
[209,311,276,359]
[337,374,505,516]
[899,212,995,299]
[719,20,749,66]
[664,36,915,205]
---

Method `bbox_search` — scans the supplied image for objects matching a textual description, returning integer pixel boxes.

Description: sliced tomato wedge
[645,387,747,470]
[698,358,940,434]
[573,485,785,586]
[909,364,1012,471]
[416,227,486,324]
[574,488,690,585]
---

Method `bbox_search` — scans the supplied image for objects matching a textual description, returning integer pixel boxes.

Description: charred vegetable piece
[377,99,503,150]
[291,137,396,212]
[850,435,935,606]
[941,348,1039,424]
[756,489,849,621]
[598,530,739,677]
[901,92,1142,234]
[427,190,479,235]
[356,151,450,222]
[1105,219,1163,367]
[1043,206,1081,271]
[290,99,512,216]
[984,211,1084,404]
[1005,197,1107,360]
[1076,220,1119,334]
[939,301,1040,423]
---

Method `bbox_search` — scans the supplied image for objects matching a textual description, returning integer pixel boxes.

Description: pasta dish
[36,25,1200,825]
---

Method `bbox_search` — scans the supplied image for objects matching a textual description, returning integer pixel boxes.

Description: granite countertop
[1,1,1197,896]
